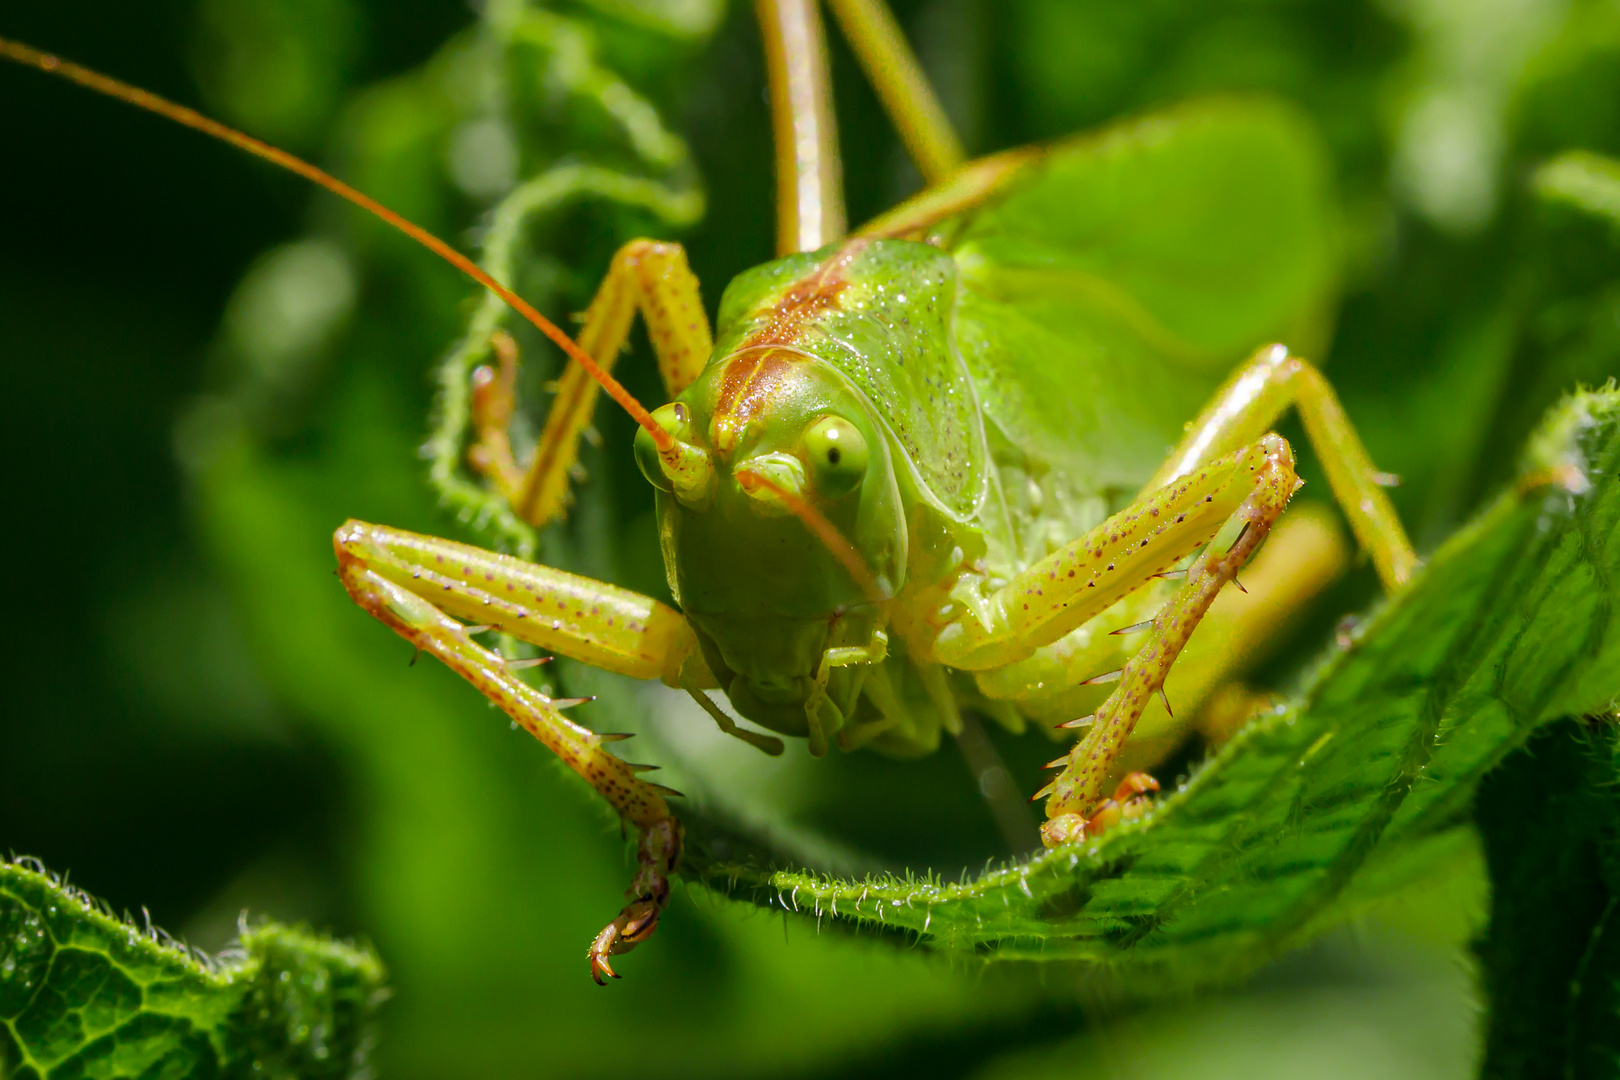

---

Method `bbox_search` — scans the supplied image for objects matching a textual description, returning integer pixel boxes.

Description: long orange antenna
[0,36,675,453]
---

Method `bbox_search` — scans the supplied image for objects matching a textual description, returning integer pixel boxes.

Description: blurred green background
[2,0,1618,1076]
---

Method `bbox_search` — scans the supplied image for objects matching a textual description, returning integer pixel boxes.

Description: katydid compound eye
[803,415,868,498]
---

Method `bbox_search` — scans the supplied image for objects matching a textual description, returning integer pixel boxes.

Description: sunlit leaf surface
[0,859,383,1079]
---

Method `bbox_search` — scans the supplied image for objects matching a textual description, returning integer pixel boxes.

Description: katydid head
[634,349,906,739]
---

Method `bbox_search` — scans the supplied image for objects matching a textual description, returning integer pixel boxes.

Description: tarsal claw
[586,816,682,984]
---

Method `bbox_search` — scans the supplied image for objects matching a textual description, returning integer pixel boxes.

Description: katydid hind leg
[757,0,845,254]
[823,0,965,185]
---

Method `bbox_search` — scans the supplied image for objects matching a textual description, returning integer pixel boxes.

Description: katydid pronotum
[0,0,1415,984]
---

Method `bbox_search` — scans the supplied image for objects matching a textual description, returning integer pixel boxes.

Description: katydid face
[636,352,905,737]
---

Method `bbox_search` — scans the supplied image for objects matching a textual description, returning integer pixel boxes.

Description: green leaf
[1475,719,1620,1080]
[684,386,1620,991]
[1,858,384,1080]
[1533,150,1620,229]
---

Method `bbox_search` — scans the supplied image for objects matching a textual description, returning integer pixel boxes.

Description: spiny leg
[974,504,1350,760]
[1138,505,1347,760]
[935,345,1411,669]
[341,520,780,749]
[757,0,845,254]
[337,520,710,683]
[857,147,1043,240]
[993,347,1408,840]
[334,520,721,982]
[1171,504,1348,752]
[932,439,1290,671]
[822,0,965,184]
[469,238,712,527]
[1144,343,1416,589]
[1037,436,1301,846]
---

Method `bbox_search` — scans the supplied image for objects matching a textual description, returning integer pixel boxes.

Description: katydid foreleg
[332,521,719,981]
[469,239,712,527]
[931,441,1285,671]
[973,505,1349,756]
[1036,436,1301,846]
[335,521,711,683]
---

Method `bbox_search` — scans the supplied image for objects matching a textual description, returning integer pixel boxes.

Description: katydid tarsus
[0,0,1416,984]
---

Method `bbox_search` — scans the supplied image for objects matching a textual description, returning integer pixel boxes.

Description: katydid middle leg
[468,238,712,527]
[922,432,1300,843]
[932,438,1296,671]
[333,520,723,982]
[934,339,1415,670]
[1035,438,1301,844]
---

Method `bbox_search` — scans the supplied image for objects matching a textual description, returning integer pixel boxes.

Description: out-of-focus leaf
[1534,150,1620,228]
[190,0,362,147]
[0,858,383,1080]
[686,388,1620,991]
[969,930,1479,1080]
[573,0,725,40]
[1515,0,1620,162]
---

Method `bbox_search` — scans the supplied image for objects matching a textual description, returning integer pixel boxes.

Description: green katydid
[0,0,1423,985]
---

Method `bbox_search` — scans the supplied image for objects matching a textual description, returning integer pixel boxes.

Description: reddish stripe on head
[711,239,869,449]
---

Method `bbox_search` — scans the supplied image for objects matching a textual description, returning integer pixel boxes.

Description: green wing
[946,98,1339,495]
